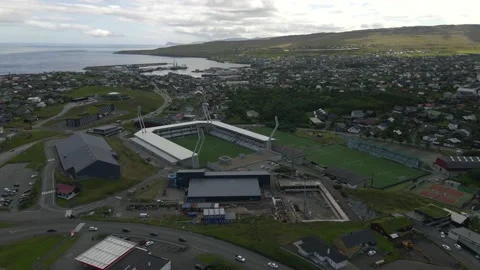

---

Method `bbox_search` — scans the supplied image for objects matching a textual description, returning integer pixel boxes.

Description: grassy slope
[0,235,70,270]
[171,134,253,166]
[47,86,163,126]
[116,25,480,57]
[8,141,46,170]
[0,130,61,152]
[56,137,156,207]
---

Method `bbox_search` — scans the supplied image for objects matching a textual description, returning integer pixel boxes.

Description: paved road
[0,221,293,270]
[414,224,480,270]
[33,103,86,128]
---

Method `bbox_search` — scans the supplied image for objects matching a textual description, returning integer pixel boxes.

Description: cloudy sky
[1,0,478,45]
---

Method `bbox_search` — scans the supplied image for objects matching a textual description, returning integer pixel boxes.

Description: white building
[294,236,347,269]
[27,97,41,103]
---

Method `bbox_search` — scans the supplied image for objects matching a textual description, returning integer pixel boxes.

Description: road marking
[41,190,55,195]
[191,245,209,252]
[74,223,86,232]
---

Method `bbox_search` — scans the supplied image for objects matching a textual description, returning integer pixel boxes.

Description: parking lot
[0,163,38,211]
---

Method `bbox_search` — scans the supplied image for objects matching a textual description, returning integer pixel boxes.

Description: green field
[253,127,423,188]
[45,86,164,126]
[309,144,424,188]
[0,130,62,152]
[8,141,46,170]
[56,137,157,207]
[0,235,77,270]
[171,134,253,167]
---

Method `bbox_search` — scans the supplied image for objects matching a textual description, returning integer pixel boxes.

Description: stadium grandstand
[348,140,419,168]
[130,120,273,167]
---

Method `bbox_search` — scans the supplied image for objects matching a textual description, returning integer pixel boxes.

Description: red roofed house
[56,183,78,200]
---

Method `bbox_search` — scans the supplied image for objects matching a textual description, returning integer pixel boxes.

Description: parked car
[367,250,377,256]
[89,227,98,231]
[235,255,246,263]
[267,262,279,268]
[454,244,462,250]
[178,237,187,242]
[442,244,451,251]
[150,233,158,237]
[47,229,57,233]
[440,232,445,238]
[122,228,130,233]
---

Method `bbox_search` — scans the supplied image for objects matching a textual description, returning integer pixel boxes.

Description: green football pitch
[309,144,425,188]
[252,127,424,188]
[170,134,253,167]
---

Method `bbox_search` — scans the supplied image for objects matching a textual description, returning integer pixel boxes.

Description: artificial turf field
[171,134,253,166]
[252,127,424,188]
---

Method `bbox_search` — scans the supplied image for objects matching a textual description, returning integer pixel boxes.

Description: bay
[0,44,247,77]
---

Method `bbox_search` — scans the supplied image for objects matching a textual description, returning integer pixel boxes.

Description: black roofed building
[325,167,369,189]
[335,229,377,258]
[187,178,261,202]
[435,156,480,172]
[56,133,121,180]
[294,236,348,269]
[176,169,271,188]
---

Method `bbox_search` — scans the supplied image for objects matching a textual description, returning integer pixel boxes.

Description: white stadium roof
[75,236,137,270]
[134,120,273,162]
[133,130,196,161]
[142,120,272,142]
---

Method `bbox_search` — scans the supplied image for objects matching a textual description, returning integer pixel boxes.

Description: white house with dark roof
[294,236,347,269]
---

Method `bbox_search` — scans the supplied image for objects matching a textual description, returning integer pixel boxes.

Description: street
[0,220,293,270]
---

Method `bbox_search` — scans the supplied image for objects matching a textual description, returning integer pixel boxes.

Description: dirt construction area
[394,233,461,269]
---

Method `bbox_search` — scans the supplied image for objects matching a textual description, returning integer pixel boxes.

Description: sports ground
[412,182,472,207]
[171,134,253,167]
[309,145,425,188]
[252,127,425,188]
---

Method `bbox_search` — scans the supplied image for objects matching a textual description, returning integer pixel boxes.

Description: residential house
[350,110,365,119]
[335,229,377,258]
[246,110,259,118]
[392,105,404,114]
[347,125,361,134]
[370,216,413,239]
[335,123,347,132]
[294,236,348,269]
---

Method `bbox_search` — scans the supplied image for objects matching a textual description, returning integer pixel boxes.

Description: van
[140,213,149,218]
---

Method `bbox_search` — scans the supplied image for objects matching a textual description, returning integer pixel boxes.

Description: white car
[367,250,377,256]
[267,262,278,268]
[235,255,246,263]
[145,241,154,247]
[440,232,445,238]
[88,227,98,231]
[454,244,462,250]
[442,244,451,251]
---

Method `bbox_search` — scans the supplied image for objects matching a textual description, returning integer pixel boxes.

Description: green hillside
[116,24,480,58]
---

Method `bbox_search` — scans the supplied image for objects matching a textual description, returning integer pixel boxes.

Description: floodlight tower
[191,128,205,168]
[202,103,213,123]
[267,116,279,150]
[137,106,146,133]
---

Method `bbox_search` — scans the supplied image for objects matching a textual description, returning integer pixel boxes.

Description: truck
[140,213,149,218]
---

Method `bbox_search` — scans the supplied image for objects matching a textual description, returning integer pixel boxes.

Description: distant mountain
[165,42,181,47]
[116,24,480,57]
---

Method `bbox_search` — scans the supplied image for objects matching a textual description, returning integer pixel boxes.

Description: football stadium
[130,120,274,168]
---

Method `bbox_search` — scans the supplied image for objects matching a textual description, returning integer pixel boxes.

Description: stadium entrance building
[187,178,261,202]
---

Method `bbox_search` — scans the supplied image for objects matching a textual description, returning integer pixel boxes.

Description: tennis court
[308,144,425,188]
[412,182,472,207]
